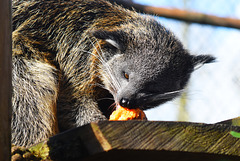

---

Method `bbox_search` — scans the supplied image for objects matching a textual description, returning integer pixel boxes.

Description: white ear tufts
[194,63,204,70]
[105,39,120,49]
[192,55,216,70]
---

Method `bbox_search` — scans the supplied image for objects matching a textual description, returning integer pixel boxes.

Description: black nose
[120,98,130,108]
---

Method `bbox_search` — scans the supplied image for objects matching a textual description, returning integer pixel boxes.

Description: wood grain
[97,121,240,155]
[42,121,240,161]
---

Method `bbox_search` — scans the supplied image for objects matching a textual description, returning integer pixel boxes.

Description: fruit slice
[109,105,147,121]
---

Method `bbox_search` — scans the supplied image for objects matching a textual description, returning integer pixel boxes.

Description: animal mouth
[97,90,116,119]
[97,88,183,119]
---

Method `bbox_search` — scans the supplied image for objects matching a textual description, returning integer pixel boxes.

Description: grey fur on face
[93,18,214,109]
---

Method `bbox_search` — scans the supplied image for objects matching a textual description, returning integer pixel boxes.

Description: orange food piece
[109,105,147,121]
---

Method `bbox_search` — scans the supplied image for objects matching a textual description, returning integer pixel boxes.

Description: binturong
[12,0,215,147]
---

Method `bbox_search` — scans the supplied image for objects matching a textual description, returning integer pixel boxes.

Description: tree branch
[109,0,240,29]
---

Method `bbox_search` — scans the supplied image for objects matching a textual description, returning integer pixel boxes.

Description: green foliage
[230,131,240,138]
[28,141,50,160]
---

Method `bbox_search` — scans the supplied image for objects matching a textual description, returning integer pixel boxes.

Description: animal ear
[192,55,216,70]
[91,30,126,51]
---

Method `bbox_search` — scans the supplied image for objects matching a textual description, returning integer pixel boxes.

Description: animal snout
[120,98,130,108]
[119,97,138,109]
[118,91,146,109]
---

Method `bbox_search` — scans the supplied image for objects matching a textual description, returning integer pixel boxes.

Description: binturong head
[92,18,215,111]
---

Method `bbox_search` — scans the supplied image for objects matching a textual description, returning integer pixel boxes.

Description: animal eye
[123,72,129,80]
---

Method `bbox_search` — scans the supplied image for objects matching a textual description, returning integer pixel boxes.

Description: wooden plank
[94,121,240,156]
[27,121,240,161]
[0,0,12,161]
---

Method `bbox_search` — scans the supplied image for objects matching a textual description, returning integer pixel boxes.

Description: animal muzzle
[119,97,131,108]
[117,89,184,110]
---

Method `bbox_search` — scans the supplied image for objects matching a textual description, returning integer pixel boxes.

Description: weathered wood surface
[30,121,240,161]
[0,0,12,161]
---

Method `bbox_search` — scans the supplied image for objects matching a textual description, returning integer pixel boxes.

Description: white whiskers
[82,37,121,94]
[143,89,185,103]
